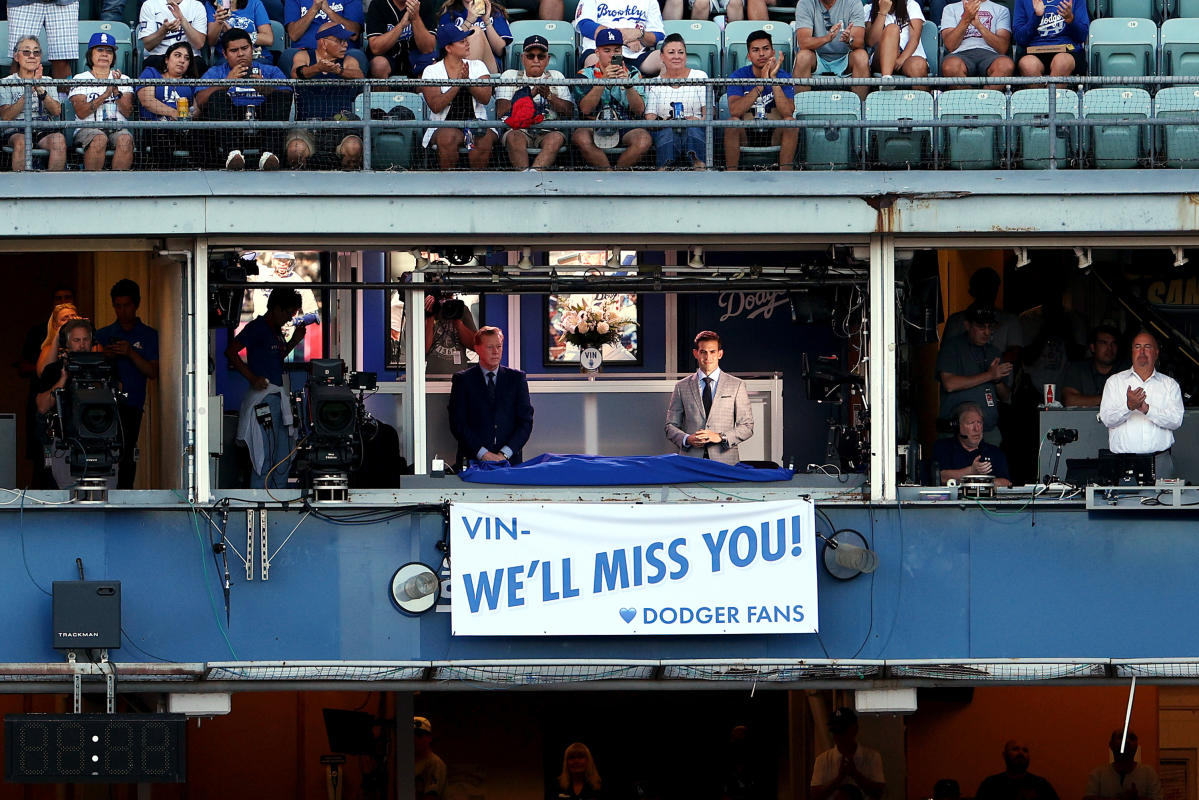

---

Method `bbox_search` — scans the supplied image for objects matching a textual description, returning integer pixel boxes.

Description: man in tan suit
[665,330,754,465]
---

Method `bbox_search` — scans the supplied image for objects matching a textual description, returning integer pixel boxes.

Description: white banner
[449,500,818,636]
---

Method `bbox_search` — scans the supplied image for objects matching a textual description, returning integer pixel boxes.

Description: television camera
[294,359,377,490]
[50,352,122,479]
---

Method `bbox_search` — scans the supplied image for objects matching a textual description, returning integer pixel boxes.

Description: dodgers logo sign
[450,500,818,636]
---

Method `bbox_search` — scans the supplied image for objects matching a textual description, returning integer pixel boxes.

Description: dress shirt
[1098,367,1184,454]
[698,367,722,395]
[476,369,514,461]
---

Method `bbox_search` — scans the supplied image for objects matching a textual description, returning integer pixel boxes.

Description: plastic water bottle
[463,127,474,151]
[103,89,118,121]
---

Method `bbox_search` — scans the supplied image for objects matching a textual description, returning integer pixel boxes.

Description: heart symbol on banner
[618,608,636,623]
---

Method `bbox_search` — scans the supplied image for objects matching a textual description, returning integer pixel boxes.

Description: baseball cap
[87,32,117,50]
[414,716,433,734]
[828,707,858,733]
[437,22,472,51]
[274,251,296,260]
[522,34,549,52]
[964,304,998,324]
[317,23,354,40]
[595,28,622,48]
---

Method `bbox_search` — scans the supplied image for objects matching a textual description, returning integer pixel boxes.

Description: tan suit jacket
[664,371,754,465]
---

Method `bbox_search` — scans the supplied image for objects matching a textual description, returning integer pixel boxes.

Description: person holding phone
[572,28,651,169]
[206,0,275,63]
[436,0,511,75]
[933,402,1012,486]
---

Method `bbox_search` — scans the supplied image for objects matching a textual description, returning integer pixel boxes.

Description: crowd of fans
[2,0,1095,170]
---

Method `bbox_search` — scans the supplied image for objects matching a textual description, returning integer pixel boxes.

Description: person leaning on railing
[0,36,66,171]
[644,32,708,170]
[136,41,202,169]
[421,23,499,170]
[69,32,136,171]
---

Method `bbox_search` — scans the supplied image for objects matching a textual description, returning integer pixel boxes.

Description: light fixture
[820,529,879,580]
[517,247,534,271]
[1173,246,1189,268]
[390,563,440,615]
[606,246,622,269]
[1074,247,1092,270]
[1015,247,1030,268]
[688,247,705,269]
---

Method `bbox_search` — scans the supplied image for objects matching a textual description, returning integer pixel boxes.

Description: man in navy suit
[448,326,535,468]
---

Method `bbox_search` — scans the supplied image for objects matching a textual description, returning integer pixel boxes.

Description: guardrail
[5,74,1199,171]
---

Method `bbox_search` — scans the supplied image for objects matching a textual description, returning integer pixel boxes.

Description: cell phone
[611,53,624,68]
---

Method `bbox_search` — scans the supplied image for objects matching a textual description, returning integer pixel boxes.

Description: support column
[868,234,897,502]
[395,692,415,800]
[190,237,210,503]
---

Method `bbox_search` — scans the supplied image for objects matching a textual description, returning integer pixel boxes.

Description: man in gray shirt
[794,0,870,99]
[940,0,1014,85]
[937,303,1013,444]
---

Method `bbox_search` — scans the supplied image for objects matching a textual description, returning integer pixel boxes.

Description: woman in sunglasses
[0,36,66,171]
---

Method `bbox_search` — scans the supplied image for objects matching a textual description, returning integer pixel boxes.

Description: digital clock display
[4,714,186,783]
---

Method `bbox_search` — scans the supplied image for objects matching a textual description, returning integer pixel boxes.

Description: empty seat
[864,89,933,168]
[664,19,722,76]
[1082,86,1150,167]
[1159,18,1199,76]
[937,88,1006,168]
[1009,87,1081,168]
[77,21,134,74]
[723,20,793,75]
[505,20,577,74]
[1094,0,1157,20]
[1179,0,1199,16]
[1154,86,1199,166]
[1087,17,1157,77]
[354,91,425,169]
[793,90,859,169]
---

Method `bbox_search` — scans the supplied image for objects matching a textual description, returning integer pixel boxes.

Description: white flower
[561,311,580,331]
[578,321,591,333]
[596,321,610,334]
[604,311,622,325]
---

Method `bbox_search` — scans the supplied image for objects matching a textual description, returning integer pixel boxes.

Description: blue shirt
[200,60,291,105]
[932,437,1010,481]
[438,8,512,45]
[206,0,274,59]
[285,0,364,50]
[95,319,160,410]
[234,316,286,386]
[136,67,200,120]
[726,65,795,114]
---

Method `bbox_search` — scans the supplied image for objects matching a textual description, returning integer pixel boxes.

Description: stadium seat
[505,20,577,74]
[1009,87,1081,168]
[863,89,933,168]
[920,21,940,75]
[1087,18,1157,78]
[354,90,425,169]
[717,93,779,167]
[1159,18,1199,76]
[793,90,859,169]
[1082,86,1150,167]
[268,19,287,61]
[77,21,134,74]
[664,19,722,76]
[1179,0,1199,16]
[937,88,1006,169]
[1094,0,1157,20]
[1153,86,1199,166]
[723,20,792,75]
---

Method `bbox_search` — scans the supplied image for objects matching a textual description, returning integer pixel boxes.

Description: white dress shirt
[1098,367,1184,454]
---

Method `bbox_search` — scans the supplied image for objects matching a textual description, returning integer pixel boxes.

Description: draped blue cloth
[458,453,794,485]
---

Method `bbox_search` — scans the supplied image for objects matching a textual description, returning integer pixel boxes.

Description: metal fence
[5,74,1199,171]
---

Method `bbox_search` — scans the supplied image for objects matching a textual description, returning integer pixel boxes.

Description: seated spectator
[288,22,364,169]
[137,41,202,168]
[794,0,870,100]
[575,0,664,77]
[864,0,929,81]
[437,0,511,77]
[69,33,135,171]
[934,402,1012,486]
[206,0,275,64]
[663,0,747,24]
[1,36,66,172]
[196,29,293,170]
[421,23,498,170]
[1061,324,1120,407]
[139,0,208,69]
[6,0,78,81]
[940,0,1014,86]
[365,0,436,79]
[724,29,796,171]
[1013,0,1088,79]
[496,34,574,171]
[286,0,364,52]
[644,33,707,170]
[572,28,651,170]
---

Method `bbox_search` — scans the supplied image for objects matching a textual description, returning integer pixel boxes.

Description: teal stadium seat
[1009,87,1080,168]
[1087,18,1157,78]
[505,20,577,74]
[1082,87,1150,167]
[77,21,134,74]
[1094,0,1157,21]
[793,90,859,169]
[664,19,722,76]
[1159,18,1199,77]
[937,89,1006,169]
[717,93,781,167]
[354,91,425,169]
[268,19,287,61]
[864,89,933,168]
[1154,86,1199,166]
[921,21,940,75]
[723,20,792,75]
[1179,0,1199,16]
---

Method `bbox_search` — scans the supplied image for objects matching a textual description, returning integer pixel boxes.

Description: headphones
[58,319,95,351]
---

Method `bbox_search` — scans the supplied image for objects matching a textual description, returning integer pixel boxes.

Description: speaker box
[52,581,121,651]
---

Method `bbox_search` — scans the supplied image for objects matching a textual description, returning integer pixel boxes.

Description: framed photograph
[235,250,324,363]
[544,293,642,367]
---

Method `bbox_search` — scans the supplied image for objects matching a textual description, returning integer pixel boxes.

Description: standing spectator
[95,279,159,490]
[811,709,885,800]
[936,303,1012,444]
[645,33,708,170]
[864,0,928,81]
[421,22,498,170]
[69,33,135,171]
[196,28,293,170]
[1,36,66,172]
[975,740,1059,800]
[286,0,363,51]
[414,717,448,800]
[139,0,208,67]
[496,34,574,171]
[574,0,664,76]
[553,743,602,800]
[1013,0,1087,79]
[206,0,275,63]
[6,0,78,82]
[724,29,796,170]
[1084,732,1163,800]
[1098,331,1183,480]
[288,22,365,169]
[437,0,512,76]
[366,0,436,79]
[572,28,651,170]
[940,0,1014,86]
[794,0,870,99]
[136,42,202,168]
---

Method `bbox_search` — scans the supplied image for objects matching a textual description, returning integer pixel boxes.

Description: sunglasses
[18,48,43,57]
[523,50,548,59]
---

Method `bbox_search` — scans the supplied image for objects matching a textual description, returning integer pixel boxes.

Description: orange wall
[907,686,1159,800]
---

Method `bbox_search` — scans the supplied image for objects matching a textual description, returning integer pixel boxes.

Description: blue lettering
[632,545,643,586]
[729,525,757,567]
[593,550,630,593]
[562,558,580,598]
[792,604,804,622]
[461,516,485,540]
[702,529,727,571]
[461,569,503,612]
[495,516,519,540]
[668,537,689,579]
[761,519,786,561]
[791,514,804,556]
[645,541,666,584]
[541,560,558,602]
[643,607,657,623]
[506,565,525,607]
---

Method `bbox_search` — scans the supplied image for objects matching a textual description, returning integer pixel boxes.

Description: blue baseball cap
[316,23,354,40]
[595,28,622,48]
[87,32,117,50]
[436,22,472,51]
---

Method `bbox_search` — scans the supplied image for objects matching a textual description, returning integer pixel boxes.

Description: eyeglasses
[18,49,42,57]
[524,51,548,59]
[821,8,832,25]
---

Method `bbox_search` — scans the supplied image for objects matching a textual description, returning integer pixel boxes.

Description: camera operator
[933,402,1012,487]
[96,279,159,489]
[425,290,478,374]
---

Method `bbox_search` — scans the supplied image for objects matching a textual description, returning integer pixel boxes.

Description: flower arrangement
[559,303,637,350]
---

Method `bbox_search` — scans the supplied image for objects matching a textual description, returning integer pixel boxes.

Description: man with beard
[975,740,1060,800]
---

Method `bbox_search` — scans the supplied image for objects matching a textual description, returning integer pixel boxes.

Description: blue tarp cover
[458,453,795,485]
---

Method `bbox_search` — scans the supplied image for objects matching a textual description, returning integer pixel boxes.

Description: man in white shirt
[1083,731,1163,800]
[811,708,885,800]
[139,0,208,61]
[1098,330,1184,479]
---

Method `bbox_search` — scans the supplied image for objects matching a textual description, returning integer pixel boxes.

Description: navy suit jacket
[448,364,534,466]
